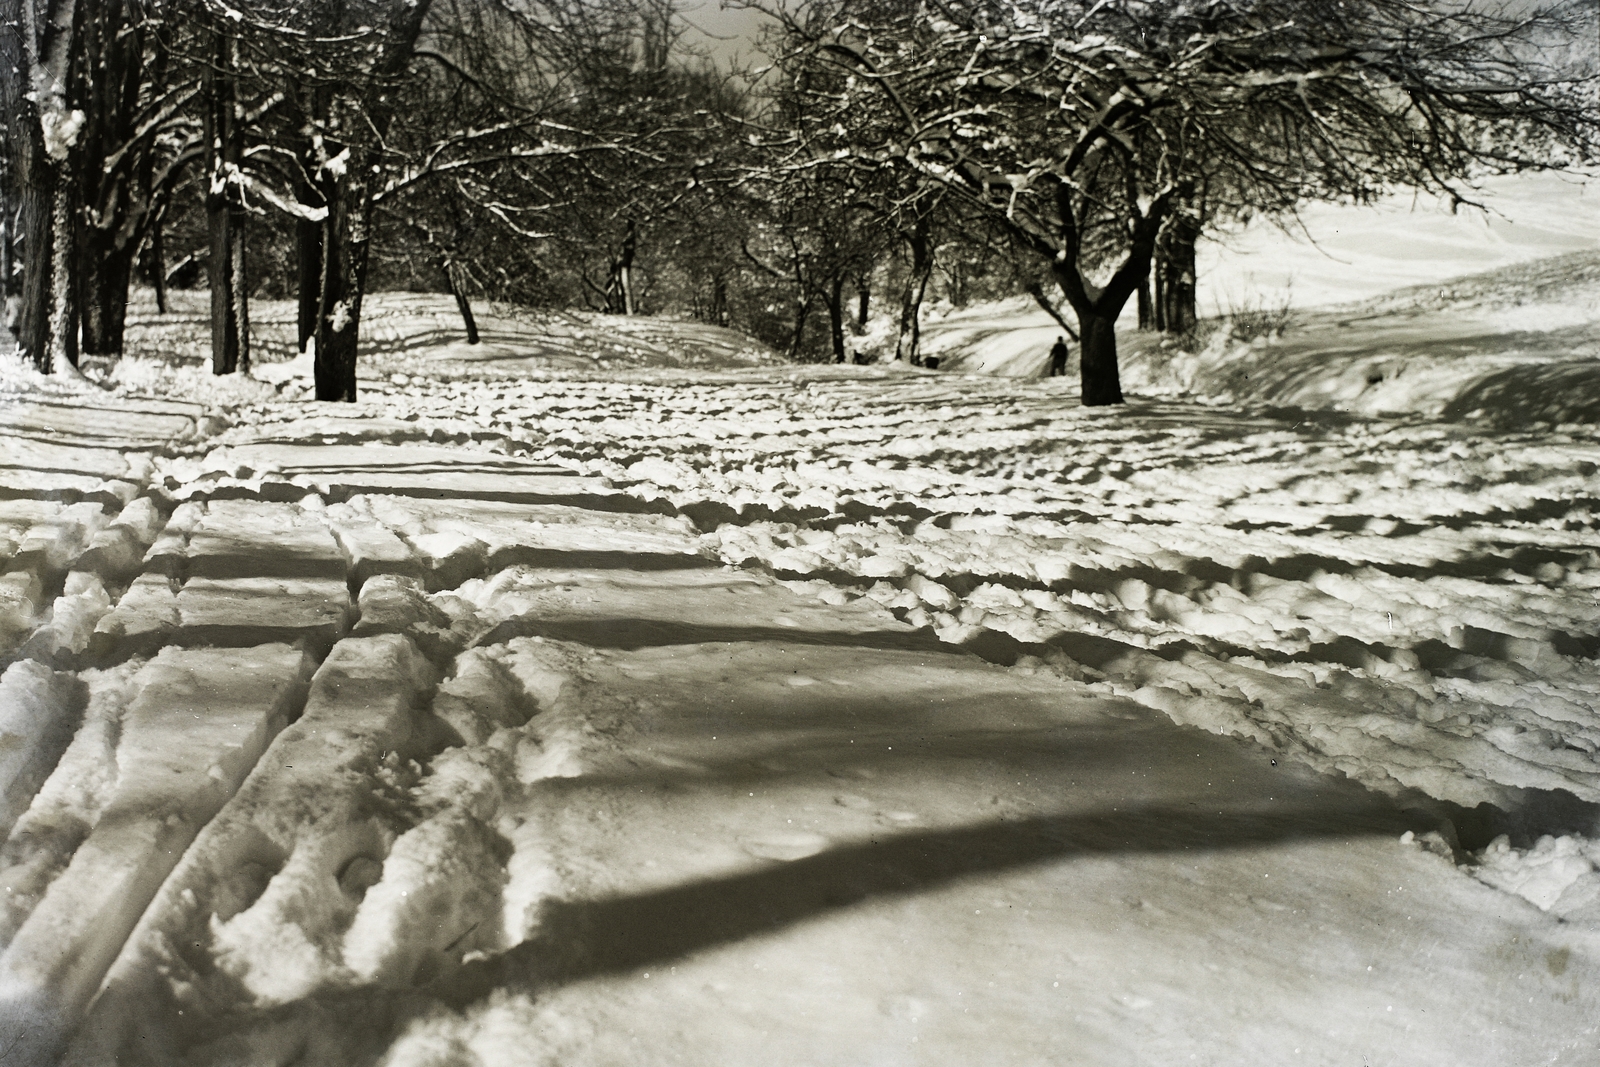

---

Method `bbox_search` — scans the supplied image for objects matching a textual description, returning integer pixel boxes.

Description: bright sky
[678,1,772,66]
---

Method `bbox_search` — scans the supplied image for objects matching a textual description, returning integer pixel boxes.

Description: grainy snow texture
[1,250,1599,1066]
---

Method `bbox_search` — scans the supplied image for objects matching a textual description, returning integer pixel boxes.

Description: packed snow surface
[1,252,1599,1065]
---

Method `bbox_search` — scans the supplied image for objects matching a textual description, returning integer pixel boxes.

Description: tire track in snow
[1,373,1597,1065]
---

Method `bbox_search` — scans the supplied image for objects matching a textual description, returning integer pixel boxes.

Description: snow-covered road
[2,345,1599,1063]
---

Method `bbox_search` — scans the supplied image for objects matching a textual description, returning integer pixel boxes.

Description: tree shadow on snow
[438,796,1417,1010]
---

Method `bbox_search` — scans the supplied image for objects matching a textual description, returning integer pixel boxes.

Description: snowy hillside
[1,258,1599,1065]
[931,249,1600,426]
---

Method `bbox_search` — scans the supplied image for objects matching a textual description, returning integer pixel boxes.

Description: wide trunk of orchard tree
[295,209,322,352]
[77,237,134,358]
[827,274,846,362]
[73,0,147,360]
[2,0,79,374]
[894,218,933,364]
[46,174,78,371]
[443,259,479,344]
[205,30,248,375]
[13,167,55,370]
[313,163,374,401]
[1075,308,1124,406]
[1154,221,1199,335]
[309,0,433,400]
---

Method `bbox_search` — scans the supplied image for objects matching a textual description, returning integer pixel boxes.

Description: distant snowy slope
[1119,250,1600,424]
[114,290,783,397]
[1198,171,1600,313]
[930,249,1600,426]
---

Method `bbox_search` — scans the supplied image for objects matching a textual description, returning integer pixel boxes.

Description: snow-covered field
[2,247,1600,1065]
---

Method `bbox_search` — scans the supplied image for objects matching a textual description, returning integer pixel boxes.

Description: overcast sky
[678,1,772,66]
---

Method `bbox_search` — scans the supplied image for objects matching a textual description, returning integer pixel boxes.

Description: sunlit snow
[1,216,1598,1065]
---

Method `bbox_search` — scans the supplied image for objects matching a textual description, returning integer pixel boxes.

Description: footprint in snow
[740,830,830,861]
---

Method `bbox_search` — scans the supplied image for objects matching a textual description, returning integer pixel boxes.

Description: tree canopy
[3,0,1596,403]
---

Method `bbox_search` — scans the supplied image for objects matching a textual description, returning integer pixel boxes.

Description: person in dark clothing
[1048,336,1070,377]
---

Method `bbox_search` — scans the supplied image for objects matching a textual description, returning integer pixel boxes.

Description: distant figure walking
[1048,336,1070,377]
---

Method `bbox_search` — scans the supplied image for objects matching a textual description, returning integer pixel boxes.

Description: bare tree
[756,0,1600,405]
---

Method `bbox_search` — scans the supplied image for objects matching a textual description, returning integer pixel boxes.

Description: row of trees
[3,0,1597,404]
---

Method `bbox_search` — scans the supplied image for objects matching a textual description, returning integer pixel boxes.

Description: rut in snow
[0,374,1597,1066]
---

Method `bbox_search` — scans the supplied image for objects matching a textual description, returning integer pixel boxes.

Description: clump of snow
[109,357,280,404]
[0,662,83,839]
[1471,834,1600,914]
[39,108,86,161]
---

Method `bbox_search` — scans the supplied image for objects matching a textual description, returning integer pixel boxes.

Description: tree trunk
[16,172,53,370]
[827,273,846,362]
[1,196,15,341]
[788,297,809,360]
[710,273,728,327]
[445,260,479,344]
[78,237,133,358]
[608,219,638,315]
[310,0,433,400]
[1136,279,1152,330]
[894,219,933,364]
[314,164,373,402]
[854,274,870,331]
[47,178,77,371]
[1156,229,1197,335]
[1076,307,1123,406]
[203,30,243,375]
[1152,264,1166,332]
[231,203,249,374]
[1156,185,1200,335]
[146,216,167,313]
[295,216,322,352]
[206,199,238,374]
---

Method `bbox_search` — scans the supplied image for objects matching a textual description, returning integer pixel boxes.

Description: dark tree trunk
[145,216,167,313]
[296,213,322,352]
[311,0,434,401]
[1,0,51,369]
[710,273,728,327]
[314,161,373,401]
[1137,279,1152,330]
[0,198,12,338]
[895,218,933,364]
[607,219,638,315]
[788,298,809,360]
[1152,265,1167,332]
[444,260,479,344]
[16,175,53,370]
[1076,308,1124,406]
[293,99,328,353]
[1156,184,1200,335]
[854,274,870,331]
[205,191,239,373]
[73,0,146,360]
[78,241,133,357]
[1156,230,1197,335]
[827,273,846,362]
[1049,178,1175,407]
[204,30,247,374]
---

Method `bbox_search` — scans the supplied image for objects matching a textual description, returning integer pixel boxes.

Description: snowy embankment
[0,261,1598,1064]
[928,250,1600,425]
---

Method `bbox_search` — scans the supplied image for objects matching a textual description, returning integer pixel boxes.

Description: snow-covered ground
[2,247,1600,1065]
